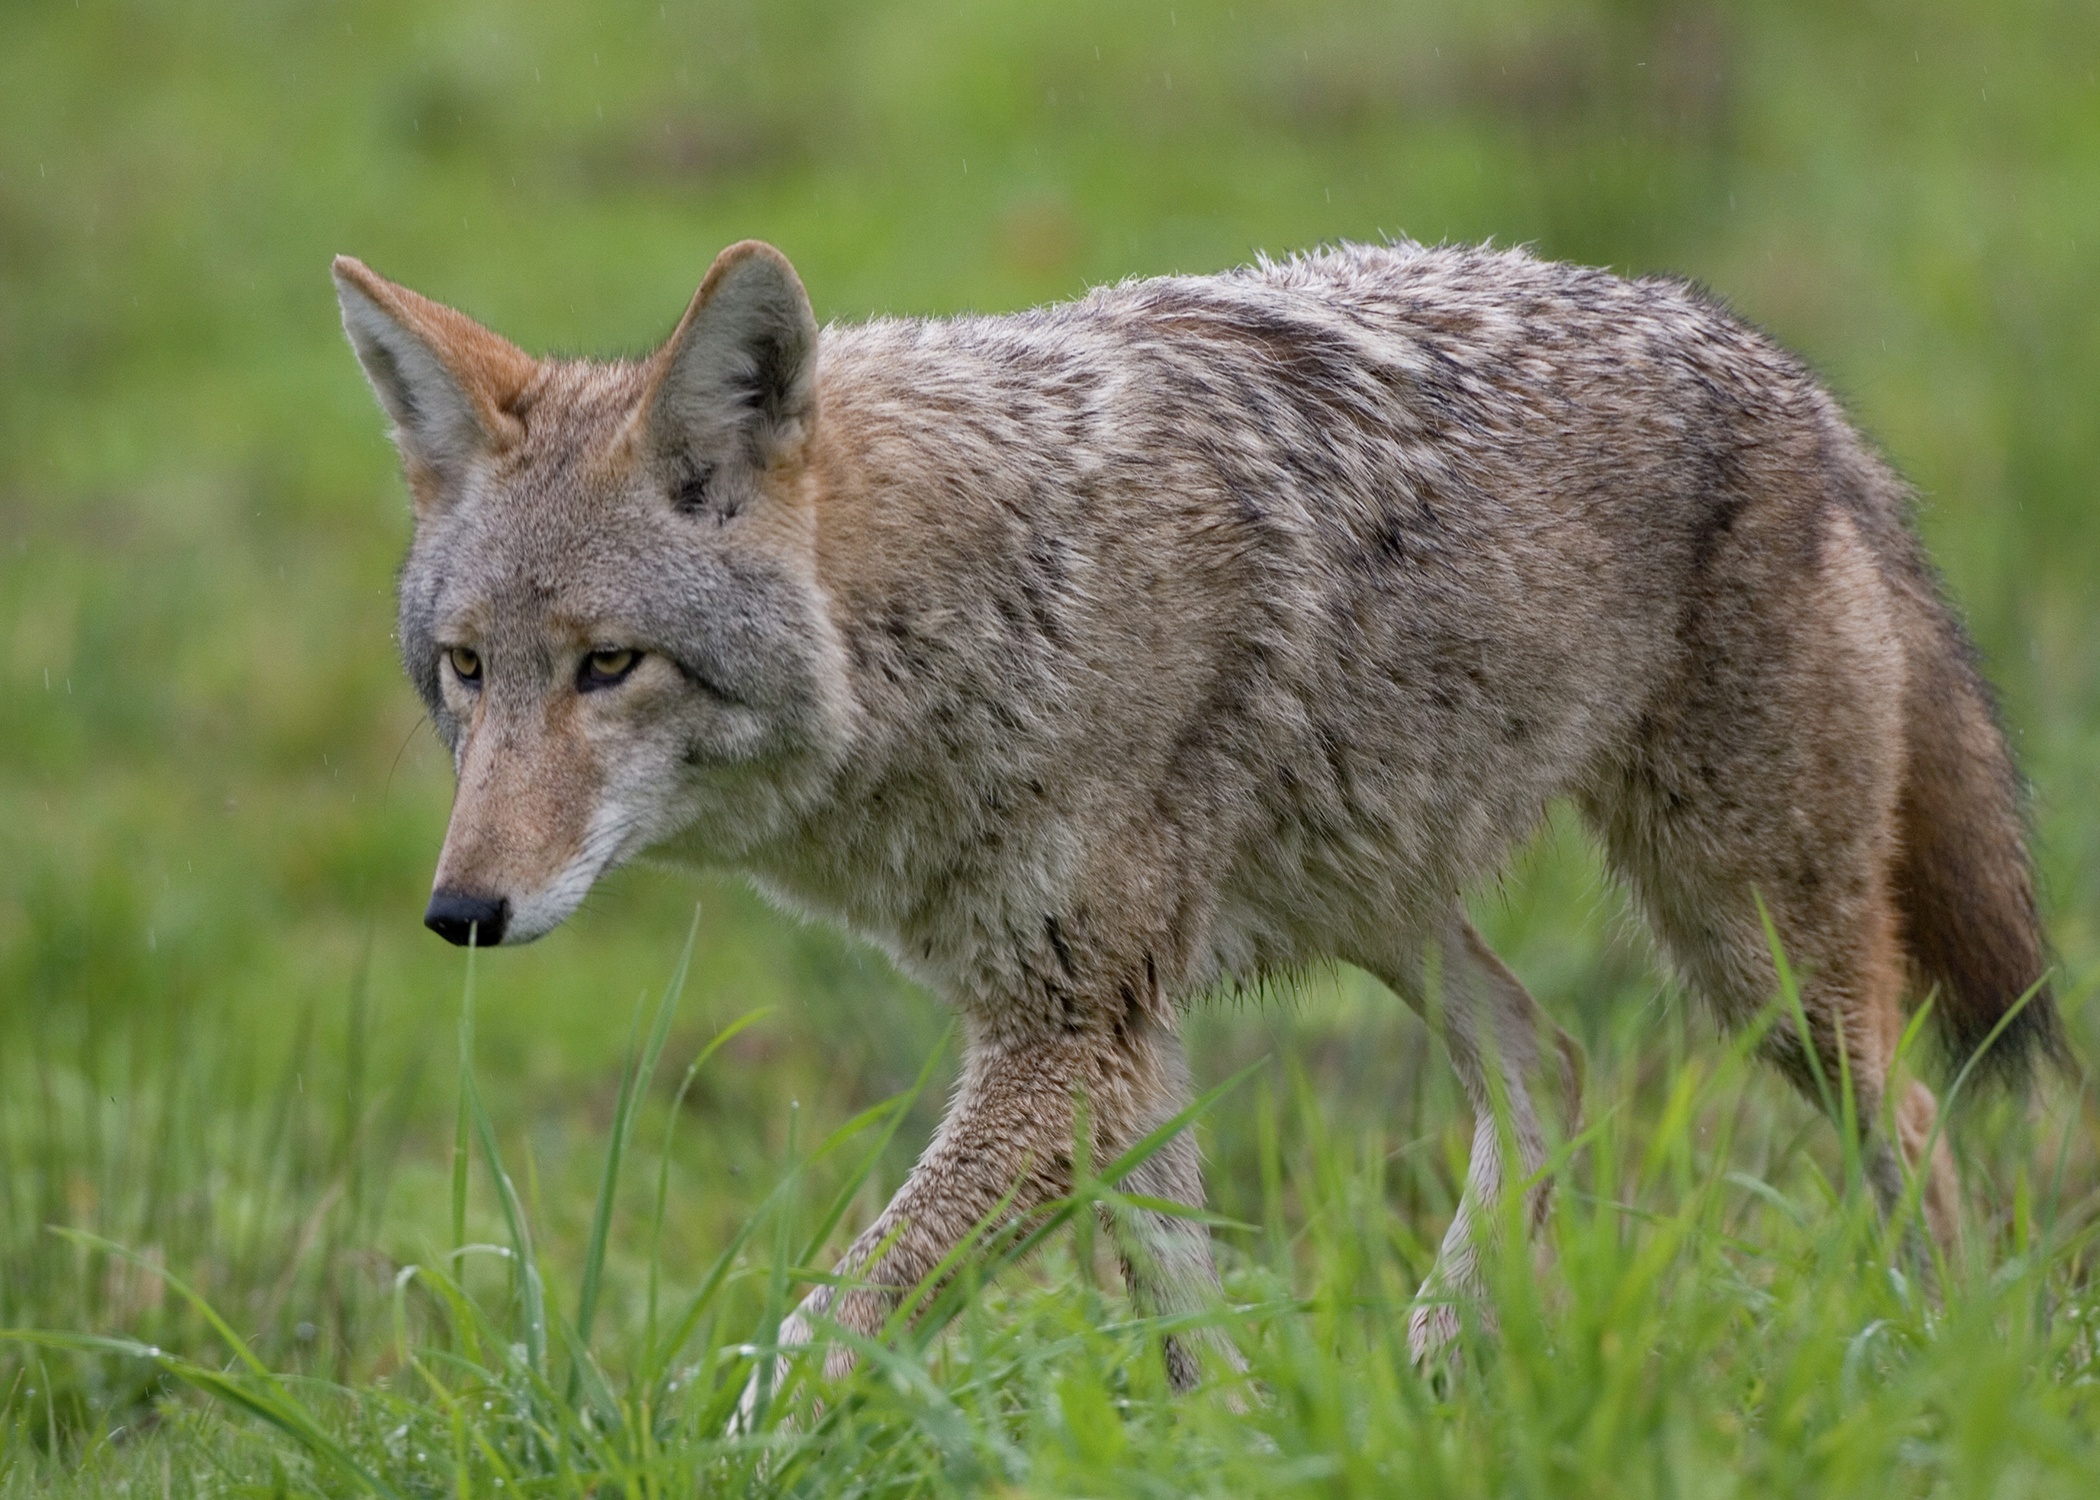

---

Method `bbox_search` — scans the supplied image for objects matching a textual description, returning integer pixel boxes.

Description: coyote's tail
[1891,598,2067,1095]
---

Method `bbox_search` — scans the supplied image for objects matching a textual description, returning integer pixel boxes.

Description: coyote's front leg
[757,999,1233,1406]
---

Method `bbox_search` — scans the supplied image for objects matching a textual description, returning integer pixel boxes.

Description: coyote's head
[334,242,851,946]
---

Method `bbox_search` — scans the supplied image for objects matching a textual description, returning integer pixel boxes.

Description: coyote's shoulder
[337,237,2059,1383]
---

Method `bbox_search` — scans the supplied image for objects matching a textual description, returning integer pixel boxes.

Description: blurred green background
[3,0,2097,1453]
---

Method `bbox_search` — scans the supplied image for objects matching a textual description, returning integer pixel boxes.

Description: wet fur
[336,238,2060,1386]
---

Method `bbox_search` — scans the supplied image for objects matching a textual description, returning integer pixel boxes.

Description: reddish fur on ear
[633,240,818,467]
[331,255,540,448]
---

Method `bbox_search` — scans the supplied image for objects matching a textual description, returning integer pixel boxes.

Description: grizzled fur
[335,238,2059,1385]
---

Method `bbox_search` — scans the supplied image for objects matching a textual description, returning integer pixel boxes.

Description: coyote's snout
[338,237,2061,1386]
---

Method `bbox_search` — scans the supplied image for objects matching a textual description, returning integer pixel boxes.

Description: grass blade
[646,1004,773,1372]
[578,906,701,1354]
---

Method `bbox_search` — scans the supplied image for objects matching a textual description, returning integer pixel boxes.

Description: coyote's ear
[641,240,818,473]
[331,256,538,510]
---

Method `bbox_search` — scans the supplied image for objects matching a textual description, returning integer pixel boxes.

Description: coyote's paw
[730,1294,827,1436]
[1406,1297,1463,1368]
[730,1282,899,1432]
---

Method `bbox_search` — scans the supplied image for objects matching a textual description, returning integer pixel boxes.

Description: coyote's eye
[579,647,640,691]
[447,646,482,684]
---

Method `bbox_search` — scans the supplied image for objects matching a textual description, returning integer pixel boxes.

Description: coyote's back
[337,238,2059,1383]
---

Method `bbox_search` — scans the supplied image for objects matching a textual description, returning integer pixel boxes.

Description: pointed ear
[641,241,818,476]
[332,256,538,507]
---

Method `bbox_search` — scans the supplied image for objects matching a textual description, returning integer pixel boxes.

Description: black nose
[425,890,509,947]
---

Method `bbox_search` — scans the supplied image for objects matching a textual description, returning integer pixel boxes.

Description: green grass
[6,943,2098,1496]
[4,0,2099,1492]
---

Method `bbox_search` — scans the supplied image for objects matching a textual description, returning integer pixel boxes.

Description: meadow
[3,0,2098,1493]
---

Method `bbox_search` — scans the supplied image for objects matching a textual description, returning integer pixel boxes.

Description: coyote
[335,238,2058,1382]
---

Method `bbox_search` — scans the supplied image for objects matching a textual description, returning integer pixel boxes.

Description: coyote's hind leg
[1577,509,1964,1261]
[1614,850,1963,1261]
[1357,903,1584,1363]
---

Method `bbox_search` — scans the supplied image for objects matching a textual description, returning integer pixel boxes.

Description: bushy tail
[1891,602,2066,1095]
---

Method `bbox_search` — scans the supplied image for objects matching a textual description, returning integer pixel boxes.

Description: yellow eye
[448,646,482,682]
[581,647,638,688]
